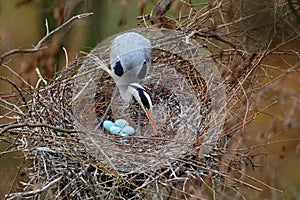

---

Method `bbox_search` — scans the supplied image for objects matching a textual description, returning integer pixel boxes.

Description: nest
[2,28,229,199]
[72,29,225,172]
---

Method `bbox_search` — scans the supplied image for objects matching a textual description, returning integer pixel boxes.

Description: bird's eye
[113,60,124,77]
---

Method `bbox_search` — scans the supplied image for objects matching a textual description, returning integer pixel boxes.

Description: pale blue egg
[110,126,122,135]
[116,126,135,136]
[103,120,115,131]
[122,126,135,136]
[114,119,129,128]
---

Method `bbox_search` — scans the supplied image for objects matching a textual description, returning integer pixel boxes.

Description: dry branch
[0,12,93,66]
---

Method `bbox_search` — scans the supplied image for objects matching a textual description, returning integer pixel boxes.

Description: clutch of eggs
[103,119,135,136]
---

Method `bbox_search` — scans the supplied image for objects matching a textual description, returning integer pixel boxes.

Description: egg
[114,119,129,128]
[109,126,122,135]
[122,126,135,136]
[115,126,135,136]
[104,119,135,136]
[103,120,115,131]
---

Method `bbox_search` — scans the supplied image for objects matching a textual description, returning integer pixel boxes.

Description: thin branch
[0,12,93,65]
[6,176,62,199]
[0,122,79,135]
[35,12,93,49]
[150,0,174,24]
[0,97,25,117]
[45,18,49,35]
[195,31,247,59]
[0,76,29,111]
[0,122,118,173]
[6,157,26,199]
[2,64,33,88]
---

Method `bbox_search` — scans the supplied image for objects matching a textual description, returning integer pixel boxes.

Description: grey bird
[110,32,152,102]
[99,32,157,134]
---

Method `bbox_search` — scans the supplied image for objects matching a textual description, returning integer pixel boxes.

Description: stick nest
[3,29,230,199]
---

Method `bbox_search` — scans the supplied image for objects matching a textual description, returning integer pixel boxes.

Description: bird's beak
[143,107,158,135]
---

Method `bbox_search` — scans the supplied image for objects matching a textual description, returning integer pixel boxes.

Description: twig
[62,47,69,68]
[0,97,25,117]
[0,76,29,111]
[0,121,118,173]
[35,67,48,88]
[6,176,62,199]
[0,122,79,135]
[195,31,247,59]
[45,18,49,35]
[133,169,169,192]
[0,12,93,65]
[150,0,174,24]
[6,157,26,200]
[2,64,33,88]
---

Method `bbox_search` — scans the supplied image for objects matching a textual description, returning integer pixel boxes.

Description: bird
[95,32,157,134]
[109,32,152,102]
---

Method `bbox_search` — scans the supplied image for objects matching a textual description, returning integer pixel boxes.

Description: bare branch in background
[0,12,93,66]
[150,0,174,26]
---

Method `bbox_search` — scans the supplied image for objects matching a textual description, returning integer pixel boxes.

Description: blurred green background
[0,0,299,199]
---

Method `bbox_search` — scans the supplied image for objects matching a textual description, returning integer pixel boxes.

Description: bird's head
[110,32,151,83]
[127,83,158,134]
[111,50,151,83]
